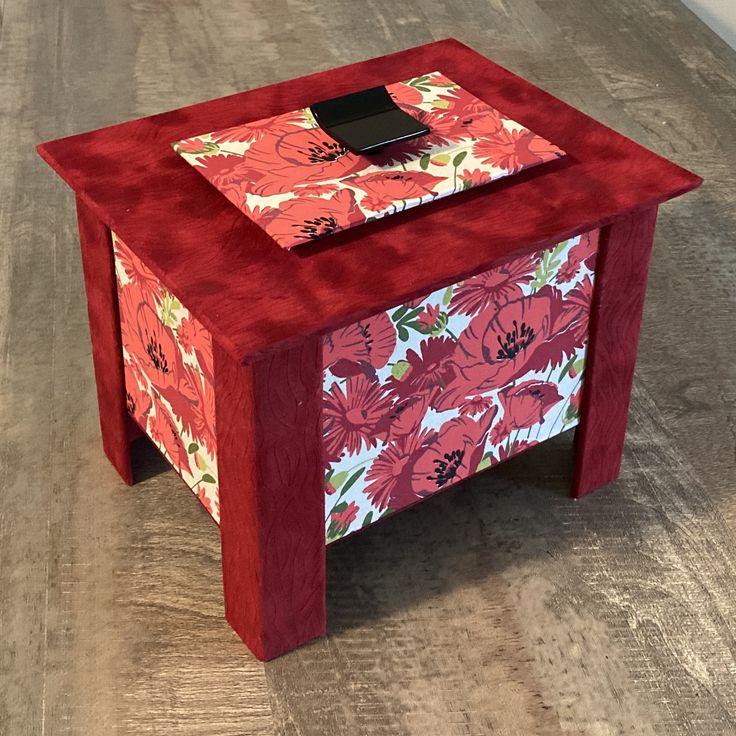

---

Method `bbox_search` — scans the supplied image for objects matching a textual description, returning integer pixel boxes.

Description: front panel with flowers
[323,230,598,541]
[113,233,220,521]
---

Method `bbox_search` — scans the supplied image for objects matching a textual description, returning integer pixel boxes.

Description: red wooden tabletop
[38,39,701,364]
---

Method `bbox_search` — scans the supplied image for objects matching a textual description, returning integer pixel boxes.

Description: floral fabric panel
[323,230,598,542]
[113,233,220,522]
[173,71,565,249]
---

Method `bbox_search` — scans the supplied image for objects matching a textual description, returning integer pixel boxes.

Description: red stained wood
[75,197,133,484]
[37,39,701,365]
[572,207,659,497]
[214,338,326,661]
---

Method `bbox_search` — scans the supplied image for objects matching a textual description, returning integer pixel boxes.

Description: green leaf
[442,285,453,306]
[362,511,374,528]
[419,153,431,170]
[572,358,585,376]
[339,467,366,497]
[330,501,349,514]
[476,453,493,472]
[201,473,216,484]
[330,470,348,489]
[558,355,576,382]
[397,324,410,342]
[413,85,431,93]
[430,312,449,336]
[432,99,451,110]
[452,150,468,168]
[391,360,410,380]
[430,152,451,165]
[391,304,409,322]
[188,442,199,453]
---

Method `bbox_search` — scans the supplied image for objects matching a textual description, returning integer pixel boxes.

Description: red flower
[436,86,495,119]
[569,231,598,271]
[449,252,539,316]
[210,109,307,145]
[460,168,491,187]
[389,84,424,107]
[147,400,192,476]
[265,189,365,246]
[556,257,580,284]
[417,303,441,331]
[563,275,594,346]
[130,302,181,391]
[194,154,251,205]
[175,138,211,155]
[386,336,456,404]
[177,316,213,382]
[349,171,444,211]
[330,501,360,531]
[410,408,498,497]
[473,128,564,173]
[196,486,214,516]
[124,361,152,425]
[459,395,495,417]
[114,237,163,299]
[364,428,436,511]
[377,392,431,440]
[498,380,563,430]
[236,128,368,196]
[324,312,397,378]
[435,287,578,411]
[323,375,392,460]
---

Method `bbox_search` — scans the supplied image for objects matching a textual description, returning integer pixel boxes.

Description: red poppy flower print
[330,501,360,532]
[266,190,365,246]
[124,362,152,426]
[324,312,397,378]
[449,252,539,316]
[195,154,251,205]
[147,400,192,476]
[114,237,164,298]
[177,316,214,382]
[377,392,431,440]
[364,428,436,511]
[473,128,564,173]
[390,84,424,107]
[410,407,498,498]
[349,171,444,211]
[386,336,456,404]
[499,380,562,429]
[460,168,491,187]
[210,109,307,145]
[459,395,495,417]
[323,375,393,460]
[569,230,599,271]
[563,274,594,346]
[435,287,577,411]
[237,128,368,196]
[130,302,181,391]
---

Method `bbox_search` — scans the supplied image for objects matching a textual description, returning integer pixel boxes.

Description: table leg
[572,206,659,497]
[214,338,326,660]
[75,196,134,485]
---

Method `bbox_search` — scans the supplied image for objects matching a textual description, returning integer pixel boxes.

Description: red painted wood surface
[75,197,134,484]
[572,207,658,496]
[214,338,326,660]
[37,39,701,366]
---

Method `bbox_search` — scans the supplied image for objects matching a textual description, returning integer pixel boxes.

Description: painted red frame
[39,39,701,660]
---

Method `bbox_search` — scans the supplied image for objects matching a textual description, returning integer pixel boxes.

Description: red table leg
[214,338,326,661]
[76,196,134,485]
[572,206,659,497]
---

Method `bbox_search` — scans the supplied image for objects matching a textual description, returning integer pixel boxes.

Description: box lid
[37,39,701,364]
[173,71,564,249]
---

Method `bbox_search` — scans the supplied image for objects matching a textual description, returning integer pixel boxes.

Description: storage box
[38,39,701,660]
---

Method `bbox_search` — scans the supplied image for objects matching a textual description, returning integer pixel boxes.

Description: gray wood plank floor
[1,0,735,733]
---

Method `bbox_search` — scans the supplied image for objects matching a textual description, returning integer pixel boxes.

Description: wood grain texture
[214,338,326,660]
[2,0,736,733]
[75,197,134,485]
[573,207,658,496]
[36,41,701,365]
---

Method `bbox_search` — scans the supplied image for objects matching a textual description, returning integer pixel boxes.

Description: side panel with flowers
[323,230,598,541]
[113,232,220,521]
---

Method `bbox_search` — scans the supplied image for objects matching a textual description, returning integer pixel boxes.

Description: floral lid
[173,71,565,249]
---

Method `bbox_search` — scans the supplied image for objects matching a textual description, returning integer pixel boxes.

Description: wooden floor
[2,0,735,733]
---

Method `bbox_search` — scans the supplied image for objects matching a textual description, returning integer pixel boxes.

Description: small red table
[38,39,701,660]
